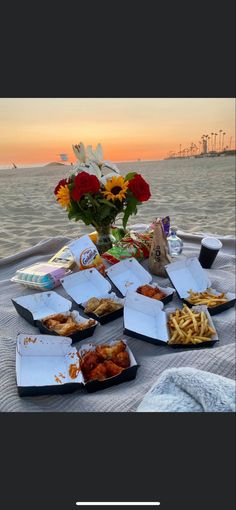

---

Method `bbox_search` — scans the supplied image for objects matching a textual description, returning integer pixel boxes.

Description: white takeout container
[16,334,83,396]
[16,334,138,396]
[12,291,98,342]
[60,268,124,323]
[165,257,236,315]
[106,257,175,303]
[123,291,218,348]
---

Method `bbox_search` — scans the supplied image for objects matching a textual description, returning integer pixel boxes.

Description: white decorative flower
[72,141,120,183]
[72,142,87,163]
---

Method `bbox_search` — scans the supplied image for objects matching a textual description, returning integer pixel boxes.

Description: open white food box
[165,257,236,315]
[16,335,138,396]
[106,257,175,303]
[123,291,218,348]
[60,268,124,324]
[12,291,98,343]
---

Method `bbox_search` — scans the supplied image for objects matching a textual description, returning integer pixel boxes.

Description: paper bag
[148,218,171,276]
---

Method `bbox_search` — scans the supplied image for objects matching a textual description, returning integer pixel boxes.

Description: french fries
[186,288,228,308]
[168,304,216,345]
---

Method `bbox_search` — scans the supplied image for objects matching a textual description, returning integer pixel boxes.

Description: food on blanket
[186,289,228,307]
[102,231,153,265]
[103,360,124,377]
[84,297,123,316]
[111,351,130,368]
[80,351,100,373]
[136,284,166,300]
[96,339,126,360]
[168,305,216,345]
[79,340,130,382]
[84,297,100,313]
[42,313,96,335]
[93,300,121,316]
[88,363,109,381]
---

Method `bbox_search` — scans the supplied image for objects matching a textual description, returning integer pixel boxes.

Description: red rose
[71,171,100,201]
[54,178,71,196]
[128,174,151,202]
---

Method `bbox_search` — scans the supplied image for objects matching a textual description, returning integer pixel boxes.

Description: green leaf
[122,196,138,229]
[98,198,117,209]
[124,172,137,181]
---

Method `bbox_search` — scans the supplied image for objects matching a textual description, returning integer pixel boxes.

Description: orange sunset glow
[0,98,235,165]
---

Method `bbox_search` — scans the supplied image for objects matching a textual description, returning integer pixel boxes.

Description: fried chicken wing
[137,284,166,300]
[104,360,124,377]
[152,291,166,300]
[137,284,157,297]
[111,351,130,368]
[42,313,96,336]
[96,340,126,360]
[86,363,108,382]
[80,351,100,375]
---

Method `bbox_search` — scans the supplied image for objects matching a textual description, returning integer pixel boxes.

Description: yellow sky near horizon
[0,98,235,164]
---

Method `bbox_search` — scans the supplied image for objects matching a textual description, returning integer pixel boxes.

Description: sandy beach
[0,156,235,259]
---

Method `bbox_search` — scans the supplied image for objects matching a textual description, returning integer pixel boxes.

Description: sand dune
[0,157,235,258]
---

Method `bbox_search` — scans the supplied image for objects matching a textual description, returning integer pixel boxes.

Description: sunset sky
[0,98,235,165]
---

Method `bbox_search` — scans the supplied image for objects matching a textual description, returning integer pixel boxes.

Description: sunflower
[102,175,128,202]
[56,185,71,208]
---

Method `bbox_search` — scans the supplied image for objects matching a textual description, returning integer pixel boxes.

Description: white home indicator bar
[76,503,160,507]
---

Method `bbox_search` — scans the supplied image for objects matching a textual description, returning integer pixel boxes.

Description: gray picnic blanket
[0,230,235,412]
[136,367,236,412]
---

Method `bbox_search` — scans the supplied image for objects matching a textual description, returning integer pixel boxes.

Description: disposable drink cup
[198,237,222,268]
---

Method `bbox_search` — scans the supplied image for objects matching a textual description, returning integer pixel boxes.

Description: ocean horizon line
[0,158,164,170]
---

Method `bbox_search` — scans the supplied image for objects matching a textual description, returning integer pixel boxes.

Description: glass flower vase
[95,225,116,254]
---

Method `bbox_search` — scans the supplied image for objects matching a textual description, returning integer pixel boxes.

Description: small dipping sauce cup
[198,237,222,268]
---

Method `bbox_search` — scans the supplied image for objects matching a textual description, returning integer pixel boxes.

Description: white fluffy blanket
[137,367,236,412]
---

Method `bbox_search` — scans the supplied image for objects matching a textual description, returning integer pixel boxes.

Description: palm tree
[214,133,218,151]
[222,132,226,150]
[201,135,205,153]
[211,132,214,151]
[207,135,210,153]
[219,129,223,151]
